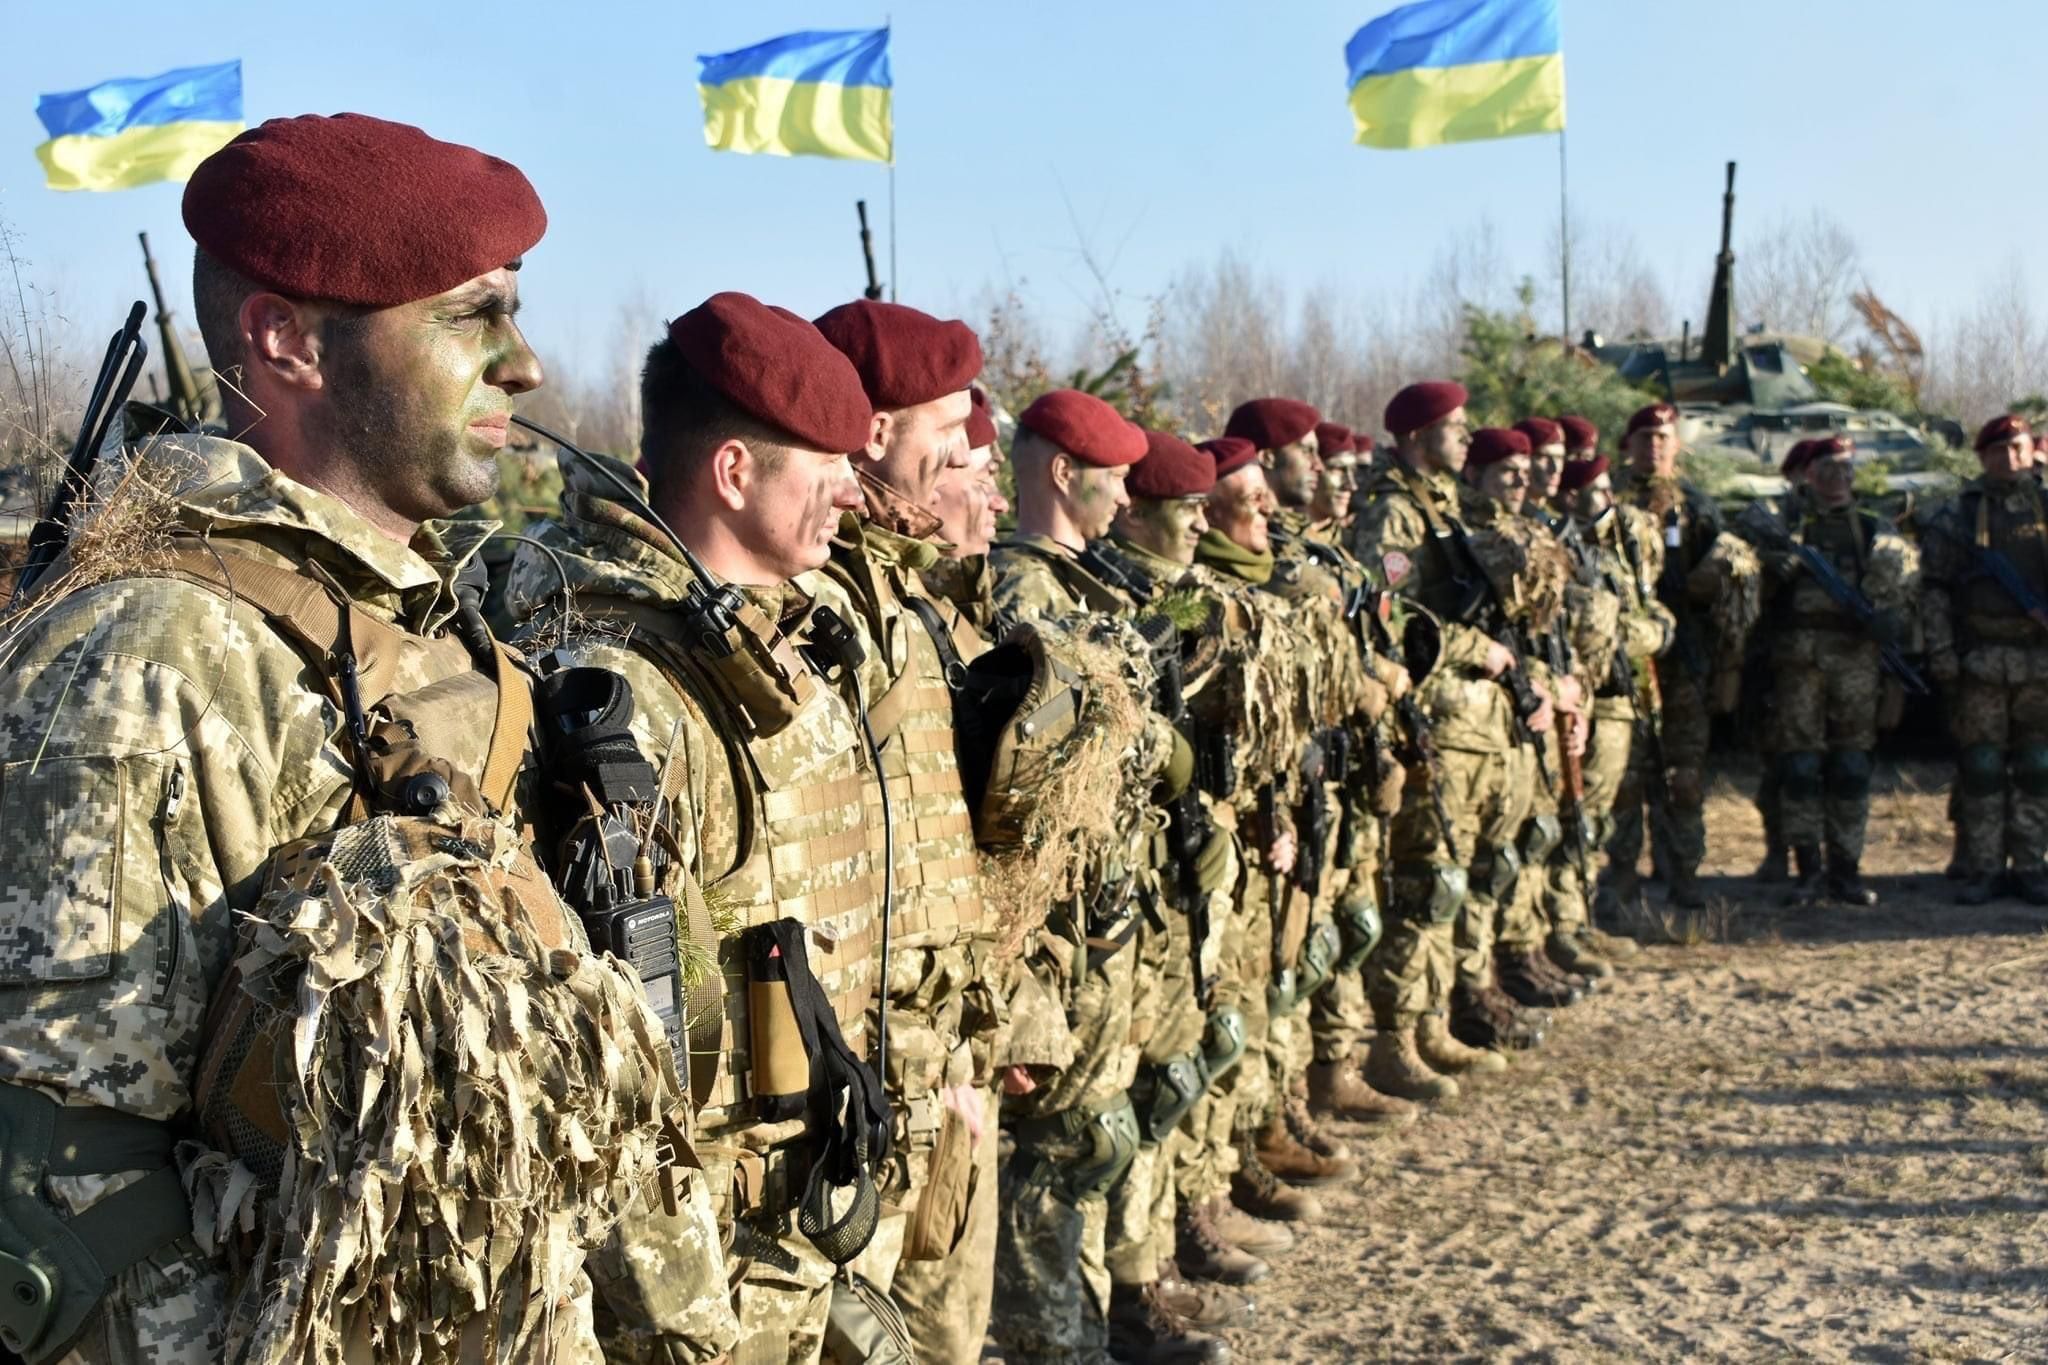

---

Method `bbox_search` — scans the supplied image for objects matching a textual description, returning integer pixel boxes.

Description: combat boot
[1363,1027,1459,1102]
[1753,843,1790,883]
[1526,945,1594,999]
[1667,870,1707,910]
[1548,929,1614,980]
[1208,1196,1295,1257]
[1176,1201,1272,1285]
[1956,874,2002,906]
[1583,923,1641,961]
[1284,1084,1358,1156]
[1418,1010,1507,1075]
[1107,1280,1231,1364]
[1157,1269,1256,1328]
[1826,847,1877,906]
[1230,1141,1323,1223]
[1254,1113,1356,1185]
[1481,983,1545,1049]
[2014,869,2048,908]
[1449,983,1502,1051]
[1306,1061,1418,1128]
[1784,845,1827,906]
[1494,948,1576,1008]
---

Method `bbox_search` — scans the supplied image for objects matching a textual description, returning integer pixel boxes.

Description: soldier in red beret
[1310,425,1365,534]
[1464,427,1536,517]
[1557,414,1599,458]
[917,388,1011,635]
[1515,417,1569,513]
[1226,398,1323,532]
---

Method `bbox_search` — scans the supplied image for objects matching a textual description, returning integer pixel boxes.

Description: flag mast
[886,16,897,301]
[1558,129,1571,345]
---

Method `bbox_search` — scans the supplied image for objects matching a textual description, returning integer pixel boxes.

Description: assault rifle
[1361,587,1461,864]
[1134,611,1217,1008]
[1292,733,1330,895]
[1759,521,1929,695]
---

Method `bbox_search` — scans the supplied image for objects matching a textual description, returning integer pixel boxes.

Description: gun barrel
[138,232,203,422]
[857,199,882,302]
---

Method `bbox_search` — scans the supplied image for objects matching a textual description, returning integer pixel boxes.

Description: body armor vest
[1776,503,1878,627]
[1958,482,2048,640]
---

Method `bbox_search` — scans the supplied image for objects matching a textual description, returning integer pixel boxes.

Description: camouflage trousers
[1106,1127,1185,1284]
[886,1085,1002,1365]
[590,1176,743,1362]
[51,1239,226,1365]
[1309,813,1381,1065]
[1611,664,1711,881]
[1951,643,2048,874]
[1767,632,1882,859]
[1583,697,1636,915]
[1368,747,1513,1028]
[1454,746,1535,989]
[1230,841,1282,1136]
[1496,735,1561,954]
[1174,818,1248,1201]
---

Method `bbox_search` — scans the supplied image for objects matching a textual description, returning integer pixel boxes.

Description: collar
[1194,528,1274,585]
[857,468,946,543]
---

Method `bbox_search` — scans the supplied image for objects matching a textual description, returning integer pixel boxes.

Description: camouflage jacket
[1916,475,2048,657]
[1613,468,1736,678]
[1735,493,1919,641]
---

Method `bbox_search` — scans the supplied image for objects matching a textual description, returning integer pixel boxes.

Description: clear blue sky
[3,0,2043,376]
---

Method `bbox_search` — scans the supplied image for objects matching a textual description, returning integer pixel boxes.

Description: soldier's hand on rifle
[1553,674,1584,712]
[1526,681,1555,735]
[1481,640,1515,677]
[1269,829,1297,876]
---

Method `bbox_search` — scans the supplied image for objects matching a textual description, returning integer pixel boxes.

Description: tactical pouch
[1295,917,1342,1000]
[1334,888,1384,973]
[746,933,812,1124]
[1129,1050,1208,1145]
[822,1272,916,1365]
[902,1099,978,1263]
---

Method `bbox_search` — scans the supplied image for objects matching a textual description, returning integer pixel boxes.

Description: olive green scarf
[1194,528,1274,586]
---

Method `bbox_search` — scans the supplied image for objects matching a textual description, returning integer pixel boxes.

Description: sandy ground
[1221,759,2048,1364]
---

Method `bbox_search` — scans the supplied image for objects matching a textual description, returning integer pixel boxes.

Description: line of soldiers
[0,109,2021,1365]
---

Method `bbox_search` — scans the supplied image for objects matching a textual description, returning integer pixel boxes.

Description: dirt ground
[1225,759,2048,1364]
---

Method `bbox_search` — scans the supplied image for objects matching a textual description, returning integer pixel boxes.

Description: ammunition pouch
[0,1083,191,1363]
[1824,749,1874,802]
[1778,750,1826,802]
[2014,745,2048,799]
[1129,1050,1209,1145]
[824,1272,917,1365]
[1959,744,2006,798]
[1296,917,1342,1000]
[1390,861,1468,925]
[1200,1007,1248,1082]
[1475,842,1522,902]
[1012,1093,1142,1202]
[1334,887,1384,973]
[1517,812,1562,868]
[1267,967,1300,1019]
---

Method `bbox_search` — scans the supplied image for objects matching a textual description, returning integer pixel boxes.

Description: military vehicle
[1585,162,1949,499]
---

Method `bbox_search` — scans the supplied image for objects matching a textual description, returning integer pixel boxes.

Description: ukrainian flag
[34,61,243,192]
[1346,0,1564,149]
[697,28,892,164]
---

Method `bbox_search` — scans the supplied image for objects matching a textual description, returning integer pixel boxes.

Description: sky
[3,0,2045,380]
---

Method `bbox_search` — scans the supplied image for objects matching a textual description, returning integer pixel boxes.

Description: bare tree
[1544,212,1672,342]
[1740,210,1862,342]
[1920,256,2048,425]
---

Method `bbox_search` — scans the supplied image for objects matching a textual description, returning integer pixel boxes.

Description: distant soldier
[1736,435,1920,905]
[921,386,1007,631]
[1311,422,1365,533]
[1919,414,2048,906]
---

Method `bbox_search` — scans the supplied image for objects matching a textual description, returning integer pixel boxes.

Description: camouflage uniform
[1918,475,2048,888]
[1737,492,1919,880]
[502,453,875,1364]
[0,436,732,1365]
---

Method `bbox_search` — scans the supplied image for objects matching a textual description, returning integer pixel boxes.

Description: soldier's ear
[708,437,751,510]
[864,410,893,463]
[244,293,323,395]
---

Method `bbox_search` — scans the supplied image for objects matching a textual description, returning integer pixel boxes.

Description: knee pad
[1296,917,1342,1000]
[1824,750,1873,801]
[1777,750,1826,802]
[2014,745,2048,799]
[1960,745,2007,798]
[1201,1007,1248,1081]
[1667,766,1704,810]
[1064,1095,1142,1199]
[1389,862,1468,925]
[1129,1051,1209,1145]
[1474,842,1522,902]
[1518,813,1562,867]
[1335,888,1383,973]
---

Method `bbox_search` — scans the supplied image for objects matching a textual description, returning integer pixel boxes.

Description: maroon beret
[1225,397,1321,451]
[1128,430,1216,499]
[1625,402,1679,438]
[1200,436,1260,480]
[1779,438,1820,478]
[1467,427,1532,469]
[183,113,545,308]
[1557,414,1599,454]
[1017,389,1147,467]
[1384,381,1468,437]
[1314,422,1356,457]
[1558,455,1609,491]
[1976,413,2033,450]
[1514,417,1565,450]
[966,387,998,450]
[1352,432,1376,454]
[667,292,874,454]
[813,299,983,410]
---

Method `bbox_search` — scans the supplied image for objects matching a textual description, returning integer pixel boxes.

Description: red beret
[1384,381,1468,437]
[1557,414,1599,454]
[183,114,545,308]
[1128,430,1216,499]
[1225,398,1321,451]
[667,292,874,454]
[1314,422,1355,457]
[1200,436,1260,480]
[1017,389,1146,468]
[1625,403,1679,438]
[1514,417,1565,450]
[966,387,998,451]
[1779,438,1820,478]
[812,299,982,410]
[1353,432,1376,454]
[1558,456,1608,491]
[1467,427,1532,469]
[1976,413,2033,450]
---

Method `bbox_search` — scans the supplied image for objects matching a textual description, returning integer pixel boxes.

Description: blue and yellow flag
[1346,0,1563,149]
[35,61,243,191]
[697,28,892,164]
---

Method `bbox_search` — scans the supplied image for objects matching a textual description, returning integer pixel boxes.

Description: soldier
[807,299,1009,1364]
[985,391,1232,1364]
[1345,381,1540,1097]
[1736,435,1919,906]
[1919,414,2048,906]
[1311,422,1363,532]
[0,114,733,1364]
[919,386,1006,633]
[1612,401,1735,911]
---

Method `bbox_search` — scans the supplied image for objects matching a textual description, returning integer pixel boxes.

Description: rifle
[856,200,883,301]
[1765,524,1929,695]
[1924,510,2048,635]
[12,302,149,603]
[1362,588,1461,864]
[1441,521,1557,793]
[138,232,203,425]
[1134,612,1216,1008]
[1292,734,1330,895]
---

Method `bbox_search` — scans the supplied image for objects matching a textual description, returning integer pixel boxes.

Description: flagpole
[886,16,897,302]
[1557,129,1571,345]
